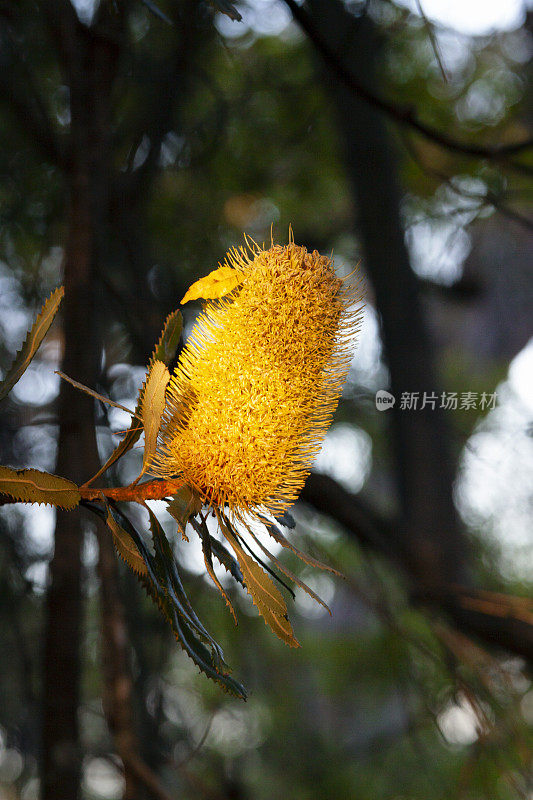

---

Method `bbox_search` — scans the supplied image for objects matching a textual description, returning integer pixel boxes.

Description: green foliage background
[0,1,532,799]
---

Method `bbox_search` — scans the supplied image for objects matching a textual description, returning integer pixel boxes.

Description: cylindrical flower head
[153,240,363,520]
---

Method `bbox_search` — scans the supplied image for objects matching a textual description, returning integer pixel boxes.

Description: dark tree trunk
[41,6,122,798]
[295,0,533,664]
[39,3,217,795]
[41,116,101,800]
[306,0,468,589]
[97,531,141,800]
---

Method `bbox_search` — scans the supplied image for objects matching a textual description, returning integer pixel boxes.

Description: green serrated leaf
[209,536,244,585]
[147,506,220,652]
[144,506,246,698]
[168,597,246,699]
[0,466,80,509]
[152,309,182,366]
[209,0,242,22]
[106,502,245,697]
[140,360,169,476]
[217,512,300,648]
[166,484,203,536]
[189,516,237,623]
[84,310,182,486]
[103,498,148,576]
[0,287,64,402]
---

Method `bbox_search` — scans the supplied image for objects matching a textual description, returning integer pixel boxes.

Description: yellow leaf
[103,500,148,576]
[181,266,245,305]
[0,466,80,509]
[83,310,182,488]
[141,360,170,475]
[246,525,332,615]
[217,512,300,648]
[0,287,64,402]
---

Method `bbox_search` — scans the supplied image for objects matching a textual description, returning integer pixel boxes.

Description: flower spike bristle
[152,235,364,528]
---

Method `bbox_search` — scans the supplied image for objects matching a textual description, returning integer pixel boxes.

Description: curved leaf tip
[0,286,64,402]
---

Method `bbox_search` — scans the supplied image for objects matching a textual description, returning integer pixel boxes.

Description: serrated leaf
[84,310,182,487]
[168,597,246,698]
[144,506,246,697]
[103,498,148,576]
[0,466,80,509]
[105,501,169,590]
[147,506,221,654]
[238,534,295,598]
[181,265,245,304]
[140,360,169,476]
[245,526,331,615]
[217,512,300,648]
[107,502,246,699]
[167,484,203,536]
[152,309,183,366]
[0,287,64,402]
[260,516,342,577]
[209,0,242,21]
[189,516,237,623]
[209,537,244,585]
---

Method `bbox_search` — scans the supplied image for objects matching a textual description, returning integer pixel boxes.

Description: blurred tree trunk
[38,4,218,795]
[97,533,141,800]
[306,0,467,589]
[41,5,122,798]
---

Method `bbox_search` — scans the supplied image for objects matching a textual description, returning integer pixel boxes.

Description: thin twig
[414,0,449,83]
[55,371,142,420]
[283,0,533,163]
[400,129,533,233]
[120,753,176,800]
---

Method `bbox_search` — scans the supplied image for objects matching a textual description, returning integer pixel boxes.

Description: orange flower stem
[80,479,185,503]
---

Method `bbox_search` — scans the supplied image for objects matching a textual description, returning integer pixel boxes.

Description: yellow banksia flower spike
[152,235,364,522]
[150,234,363,648]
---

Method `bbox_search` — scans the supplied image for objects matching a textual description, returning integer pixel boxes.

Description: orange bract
[152,239,363,521]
